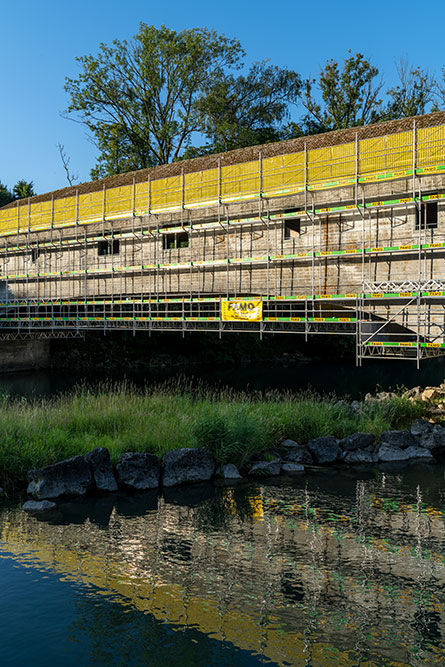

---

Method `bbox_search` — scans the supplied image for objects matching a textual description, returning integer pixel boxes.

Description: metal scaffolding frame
[0,120,444,365]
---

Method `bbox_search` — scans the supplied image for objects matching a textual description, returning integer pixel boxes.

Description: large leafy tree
[436,66,445,110]
[187,61,301,156]
[0,182,13,207]
[384,59,436,120]
[299,51,383,134]
[13,180,35,199]
[65,23,244,177]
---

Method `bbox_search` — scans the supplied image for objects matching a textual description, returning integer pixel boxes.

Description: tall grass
[0,380,426,491]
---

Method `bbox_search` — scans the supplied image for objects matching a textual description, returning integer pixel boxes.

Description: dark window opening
[162,231,189,250]
[284,219,301,239]
[416,202,438,230]
[31,247,40,262]
[98,239,120,256]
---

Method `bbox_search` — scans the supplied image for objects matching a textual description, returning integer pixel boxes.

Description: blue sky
[1,0,444,195]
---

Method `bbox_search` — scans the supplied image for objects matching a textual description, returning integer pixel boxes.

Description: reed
[0,380,426,491]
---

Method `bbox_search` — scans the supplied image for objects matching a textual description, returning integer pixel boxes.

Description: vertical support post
[75,188,79,227]
[16,199,20,238]
[258,151,263,219]
[181,167,184,228]
[355,132,359,209]
[102,183,106,236]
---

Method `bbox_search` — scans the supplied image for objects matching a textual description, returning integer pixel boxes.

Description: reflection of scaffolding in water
[0,117,444,366]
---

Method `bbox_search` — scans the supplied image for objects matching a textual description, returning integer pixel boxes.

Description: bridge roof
[3,109,445,210]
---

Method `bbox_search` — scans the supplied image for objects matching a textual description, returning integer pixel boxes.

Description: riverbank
[0,379,437,493]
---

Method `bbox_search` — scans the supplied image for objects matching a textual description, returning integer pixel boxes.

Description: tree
[57,144,78,186]
[0,182,13,207]
[65,23,244,177]
[187,61,301,155]
[299,51,383,134]
[384,59,436,120]
[12,180,35,199]
[435,66,445,110]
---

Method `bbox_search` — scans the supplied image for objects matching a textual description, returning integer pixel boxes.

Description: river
[1,464,445,666]
[0,354,444,399]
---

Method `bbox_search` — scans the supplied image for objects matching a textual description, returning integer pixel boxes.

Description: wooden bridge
[1,111,445,365]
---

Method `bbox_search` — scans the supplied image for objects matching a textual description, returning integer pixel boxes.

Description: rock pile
[22,418,445,514]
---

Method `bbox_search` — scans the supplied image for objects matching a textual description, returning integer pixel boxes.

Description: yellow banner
[221,299,263,322]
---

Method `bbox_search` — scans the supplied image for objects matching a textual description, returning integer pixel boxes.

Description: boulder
[403,386,422,400]
[379,431,416,449]
[85,447,118,492]
[344,450,379,464]
[350,401,362,414]
[307,436,341,464]
[248,460,281,477]
[27,456,93,500]
[340,433,376,451]
[280,438,300,450]
[116,452,160,490]
[281,463,305,475]
[377,444,412,462]
[418,425,445,453]
[403,446,434,460]
[22,500,57,515]
[281,442,313,464]
[217,463,242,480]
[162,448,215,487]
[421,387,442,402]
[411,419,433,437]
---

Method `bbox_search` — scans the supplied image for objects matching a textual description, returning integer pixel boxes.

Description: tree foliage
[299,51,383,134]
[188,61,301,156]
[65,23,244,178]
[436,66,445,110]
[64,27,445,178]
[12,180,35,199]
[0,180,35,207]
[384,59,436,120]
[0,182,13,207]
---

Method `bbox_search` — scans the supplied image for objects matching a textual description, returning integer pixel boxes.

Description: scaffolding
[0,116,444,366]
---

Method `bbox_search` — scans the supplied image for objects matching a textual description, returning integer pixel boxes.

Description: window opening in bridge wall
[162,231,189,250]
[284,219,301,239]
[415,202,438,230]
[98,239,120,256]
[31,247,40,262]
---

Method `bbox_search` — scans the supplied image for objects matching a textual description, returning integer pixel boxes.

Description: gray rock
[27,456,93,500]
[350,401,361,414]
[85,447,118,492]
[377,444,412,462]
[340,433,376,451]
[307,436,341,464]
[22,500,57,514]
[282,444,313,464]
[379,431,416,449]
[403,446,434,460]
[248,460,281,477]
[411,419,432,437]
[418,426,445,452]
[116,452,160,490]
[280,438,300,449]
[281,463,305,475]
[217,463,242,479]
[344,450,379,464]
[162,448,215,487]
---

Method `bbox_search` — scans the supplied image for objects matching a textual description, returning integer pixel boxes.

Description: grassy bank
[0,381,426,491]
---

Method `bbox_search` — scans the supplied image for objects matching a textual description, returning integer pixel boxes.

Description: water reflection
[0,353,445,400]
[1,466,445,666]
